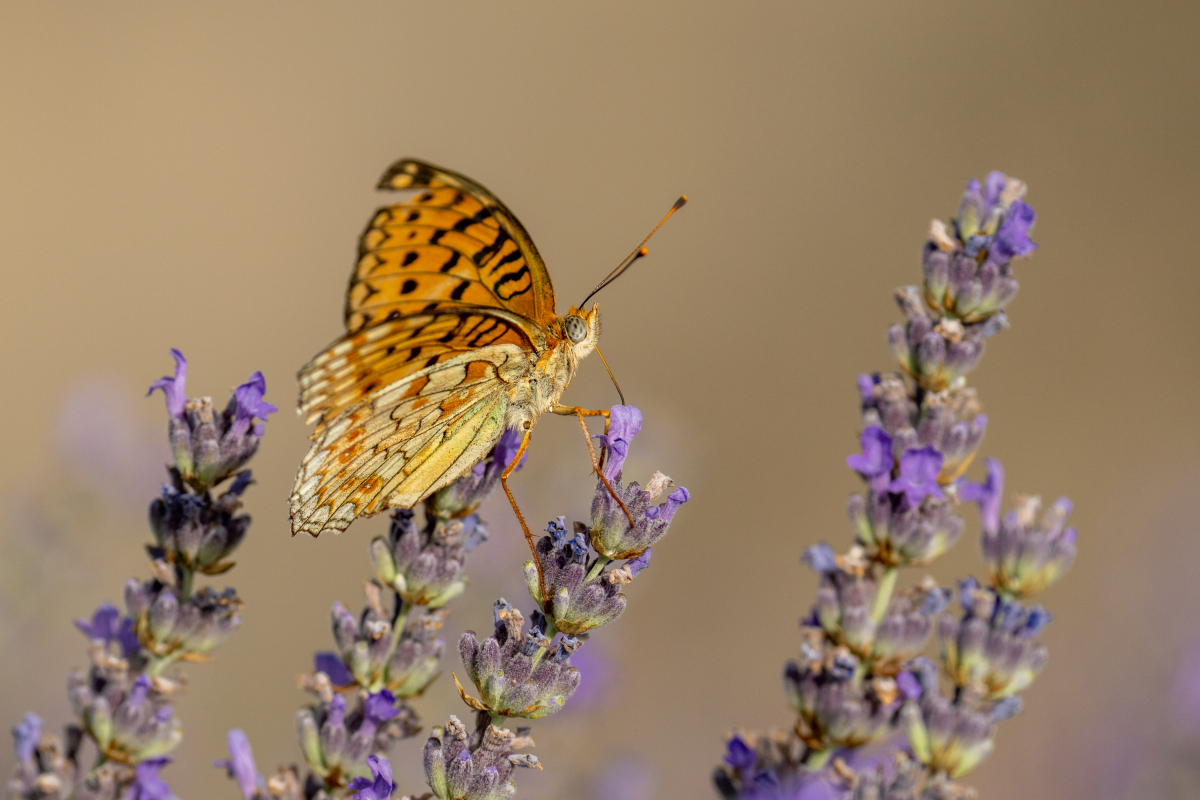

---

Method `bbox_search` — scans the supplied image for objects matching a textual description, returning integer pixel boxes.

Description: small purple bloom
[856,373,877,403]
[990,200,1038,263]
[213,729,261,799]
[347,754,394,800]
[147,349,188,419]
[724,735,756,772]
[888,446,944,507]
[594,405,643,481]
[313,652,356,687]
[123,757,175,800]
[626,549,652,577]
[229,372,278,439]
[959,458,1004,533]
[75,602,141,658]
[12,713,41,764]
[127,675,152,710]
[363,689,399,724]
[846,426,893,485]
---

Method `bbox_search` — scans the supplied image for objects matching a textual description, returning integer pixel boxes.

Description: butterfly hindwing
[290,346,520,536]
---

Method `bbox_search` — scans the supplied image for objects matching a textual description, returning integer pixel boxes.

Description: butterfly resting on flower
[289,159,684,566]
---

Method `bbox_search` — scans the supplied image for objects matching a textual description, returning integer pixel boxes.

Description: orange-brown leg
[500,428,548,607]
[552,405,634,526]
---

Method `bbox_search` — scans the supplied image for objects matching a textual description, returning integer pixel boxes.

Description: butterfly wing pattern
[290,159,600,537]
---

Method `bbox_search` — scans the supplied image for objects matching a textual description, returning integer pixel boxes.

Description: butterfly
[289,159,681,546]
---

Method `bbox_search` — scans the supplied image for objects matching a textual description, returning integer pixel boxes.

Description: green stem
[490,712,505,729]
[870,567,899,626]
[177,568,194,604]
[805,748,834,769]
[584,555,611,583]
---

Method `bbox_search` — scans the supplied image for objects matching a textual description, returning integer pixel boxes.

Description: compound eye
[563,315,588,344]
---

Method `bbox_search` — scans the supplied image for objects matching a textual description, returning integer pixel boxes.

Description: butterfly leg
[551,405,634,526]
[500,427,548,607]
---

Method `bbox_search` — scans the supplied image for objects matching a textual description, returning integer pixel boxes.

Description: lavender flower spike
[347,754,395,800]
[214,729,263,799]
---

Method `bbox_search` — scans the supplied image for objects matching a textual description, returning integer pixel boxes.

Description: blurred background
[2,2,1198,798]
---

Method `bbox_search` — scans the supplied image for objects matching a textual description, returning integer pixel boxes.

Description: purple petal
[126,757,174,800]
[724,735,756,771]
[146,350,188,419]
[846,426,893,477]
[626,549,652,577]
[229,372,277,438]
[348,755,395,800]
[212,729,260,799]
[959,458,1004,533]
[595,405,643,481]
[313,652,356,687]
[990,200,1038,263]
[363,690,399,724]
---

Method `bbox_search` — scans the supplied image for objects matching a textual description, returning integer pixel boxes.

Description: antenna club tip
[674,195,688,209]
[638,247,649,257]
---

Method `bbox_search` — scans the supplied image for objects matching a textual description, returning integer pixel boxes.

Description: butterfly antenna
[594,346,625,405]
[580,195,688,307]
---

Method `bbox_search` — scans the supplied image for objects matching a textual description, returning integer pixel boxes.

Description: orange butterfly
[289,159,682,552]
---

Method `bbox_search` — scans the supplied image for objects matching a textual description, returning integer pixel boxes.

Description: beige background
[2,2,1199,798]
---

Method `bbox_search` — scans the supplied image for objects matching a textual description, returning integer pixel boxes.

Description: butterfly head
[563,304,600,358]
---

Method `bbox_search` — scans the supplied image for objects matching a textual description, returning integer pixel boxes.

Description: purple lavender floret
[124,756,177,800]
[295,684,416,784]
[313,651,356,687]
[12,713,41,766]
[888,446,944,508]
[75,602,141,660]
[846,426,893,493]
[959,457,1005,534]
[589,405,689,559]
[213,729,262,799]
[147,350,276,491]
[347,754,395,800]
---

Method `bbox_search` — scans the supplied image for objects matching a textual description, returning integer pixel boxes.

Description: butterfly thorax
[502,303,600,432]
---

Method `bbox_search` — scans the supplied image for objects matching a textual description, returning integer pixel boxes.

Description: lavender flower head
[423,714,540,800]
[589,405,689,559]
[147,349,277,491]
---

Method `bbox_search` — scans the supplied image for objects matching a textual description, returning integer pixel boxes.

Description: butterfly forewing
[290,159,567,537]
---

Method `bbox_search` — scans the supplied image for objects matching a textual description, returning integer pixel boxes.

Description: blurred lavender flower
[147,350,276,492]
[718,171,1071,798]
[10,354,271,800]
[370,509,487,608]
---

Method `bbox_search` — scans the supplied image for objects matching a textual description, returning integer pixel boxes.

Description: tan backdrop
[2,2,1199,798]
